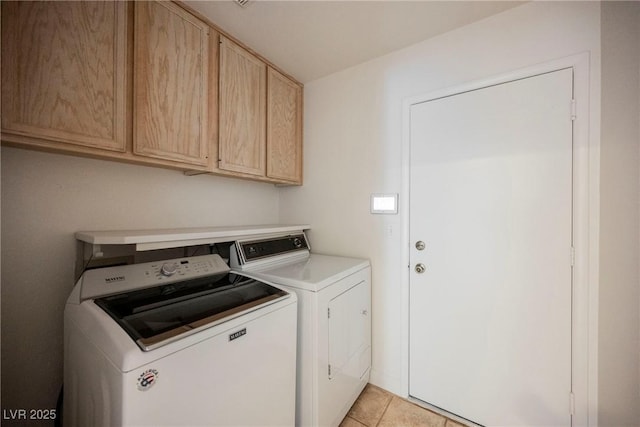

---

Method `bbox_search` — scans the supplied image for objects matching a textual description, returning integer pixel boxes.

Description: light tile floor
[341,384,466,427]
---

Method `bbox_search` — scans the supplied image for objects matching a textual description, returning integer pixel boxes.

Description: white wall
[599,2,640,426]
[0,147,280,414]
[280,0,609,417]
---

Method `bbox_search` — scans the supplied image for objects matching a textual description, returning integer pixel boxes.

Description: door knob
[415,263,426,274]
[415,241,426,251]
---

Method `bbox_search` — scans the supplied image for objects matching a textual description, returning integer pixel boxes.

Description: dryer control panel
[232,233,310,269]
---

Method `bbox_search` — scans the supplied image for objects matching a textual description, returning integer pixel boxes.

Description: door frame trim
[400,52,596,426]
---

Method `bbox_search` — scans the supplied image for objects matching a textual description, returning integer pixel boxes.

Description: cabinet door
[267,68,303,184]
[134,1,209,167]
[219,36,266,176]
[1,1,127,152]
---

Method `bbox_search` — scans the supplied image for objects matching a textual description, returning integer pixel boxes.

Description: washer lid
[245,254,370,292]
[94,272,289,351]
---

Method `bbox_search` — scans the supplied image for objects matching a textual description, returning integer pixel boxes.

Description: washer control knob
[161,262,178,276]
[293,237,303,248]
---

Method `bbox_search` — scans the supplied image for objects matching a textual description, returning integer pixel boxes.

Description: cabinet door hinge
[570,246,575,267]
[571,99,577,121]
[570,392,575,415]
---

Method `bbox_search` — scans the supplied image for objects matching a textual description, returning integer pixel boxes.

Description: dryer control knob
[293,237,303,248]
[161,262,178,276]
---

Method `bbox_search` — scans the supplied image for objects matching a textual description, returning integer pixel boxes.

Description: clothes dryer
[231,233,371,427]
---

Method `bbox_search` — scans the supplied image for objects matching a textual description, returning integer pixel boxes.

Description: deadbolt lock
[415,241,425,251]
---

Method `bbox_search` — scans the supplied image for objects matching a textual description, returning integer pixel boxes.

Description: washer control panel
[79,254,231,301]
[150,257,222,280]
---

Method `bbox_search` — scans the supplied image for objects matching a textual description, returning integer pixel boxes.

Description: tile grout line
[373,395,394,427]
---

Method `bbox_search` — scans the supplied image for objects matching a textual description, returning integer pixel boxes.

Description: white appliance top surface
[242,254,370,292]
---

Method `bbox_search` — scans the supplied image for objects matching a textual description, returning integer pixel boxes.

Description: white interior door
[409,69,573,427]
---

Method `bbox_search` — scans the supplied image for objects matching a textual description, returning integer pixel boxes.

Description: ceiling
[185,1,523,83]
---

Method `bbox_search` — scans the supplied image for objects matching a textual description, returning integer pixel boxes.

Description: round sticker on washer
[137,369,159,391]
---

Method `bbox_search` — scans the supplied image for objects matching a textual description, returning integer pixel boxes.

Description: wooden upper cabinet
[2,0,302,183]
[1,1,127,152]
[267,68,303,184]
[218,36,267,177]
[134,1,210,168]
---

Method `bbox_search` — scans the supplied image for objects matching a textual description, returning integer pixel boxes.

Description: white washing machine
[64,253,297,427]
[231,233,371,427]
